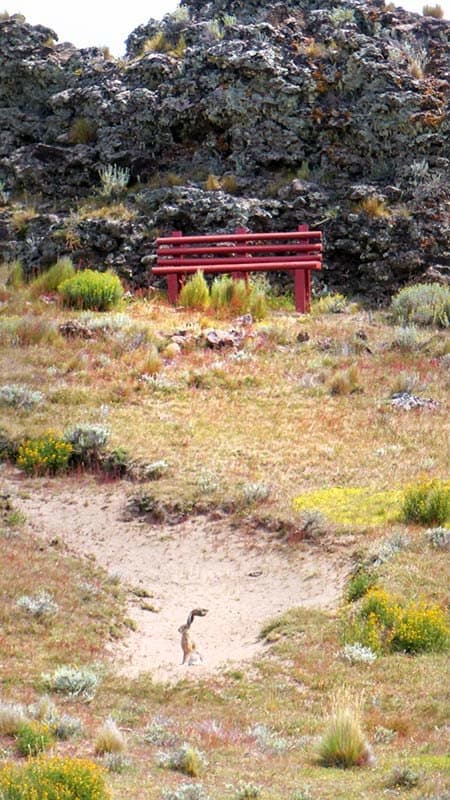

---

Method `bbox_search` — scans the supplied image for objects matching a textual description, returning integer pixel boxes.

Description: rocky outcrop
[0,0,449,299]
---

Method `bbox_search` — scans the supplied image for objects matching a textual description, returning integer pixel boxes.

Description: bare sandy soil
[3,468,349,682]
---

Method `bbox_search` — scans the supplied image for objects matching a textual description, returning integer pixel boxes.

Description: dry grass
[0,292,448,799]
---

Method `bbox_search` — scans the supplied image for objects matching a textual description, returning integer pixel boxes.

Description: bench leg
[167,274,180,304]
[294,269,311,313]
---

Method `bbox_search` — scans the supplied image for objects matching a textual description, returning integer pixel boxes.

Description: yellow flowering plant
[16,432,72,475]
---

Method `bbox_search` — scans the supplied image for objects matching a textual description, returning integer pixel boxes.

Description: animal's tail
[185,608,208,628]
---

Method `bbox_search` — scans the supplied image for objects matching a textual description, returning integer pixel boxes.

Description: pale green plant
[16,591,58,618]
[42,665,100,699]
[0,384,43,409]
[391,282,449,327]
[163,784,210,800]
[98,163,130,196]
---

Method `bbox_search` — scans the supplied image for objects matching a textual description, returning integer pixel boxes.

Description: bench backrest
[156,226,322,268]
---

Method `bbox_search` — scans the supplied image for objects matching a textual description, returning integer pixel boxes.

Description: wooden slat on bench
[157,231,322,245]
[153,260,322,274]
[154,254,321,267]
[157,243,322,258]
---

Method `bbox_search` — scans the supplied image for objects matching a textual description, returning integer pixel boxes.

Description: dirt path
[3,469,349,682]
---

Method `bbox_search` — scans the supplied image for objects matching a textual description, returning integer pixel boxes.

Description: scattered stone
[391,392,440,410]
[58,319,95,339]
[296,331,310,343]
[204,328,245,349]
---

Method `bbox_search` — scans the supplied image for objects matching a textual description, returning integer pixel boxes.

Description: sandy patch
[3,469,349,682]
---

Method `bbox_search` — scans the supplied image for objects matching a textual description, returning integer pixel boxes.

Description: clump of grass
[15,721,55,756]
[205,174,221,191]
[179,272,210,311]
[390,371,418,395]
[58,269,124,310]
[391,282,449,327]
[16,432,73,476]
[0,383,43,409]
[401,479,449,525]
[68,117,97,144]
[16,590,59,618]
[29,257,75,297]
[329,365,361,395]
[312,292,347,314]
[316,688,372,768]
[94,718,126,755]
[422,3,444,17]
[0,702,27,735]
[4,316,60,346]
[0,756,109,800]
[357,196,391,217]
[42,665,100,699]
[159,744,207,777]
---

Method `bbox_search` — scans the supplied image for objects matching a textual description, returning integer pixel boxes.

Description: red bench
[153,225,323,312]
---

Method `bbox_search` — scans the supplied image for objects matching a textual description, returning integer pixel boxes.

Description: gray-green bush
[391,283,449,327]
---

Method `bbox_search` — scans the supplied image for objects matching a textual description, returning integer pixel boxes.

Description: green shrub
[15,721,55,756]
[401,479,449,525]
[346,569,377,602]
[58,269,123,311]
[30,258,75,297]
[391,283,449,327]
[316,689,372,768]
[179,272,210,310]
[0,755,110,800]
[16,432,73,475]
[312,292,347,314]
